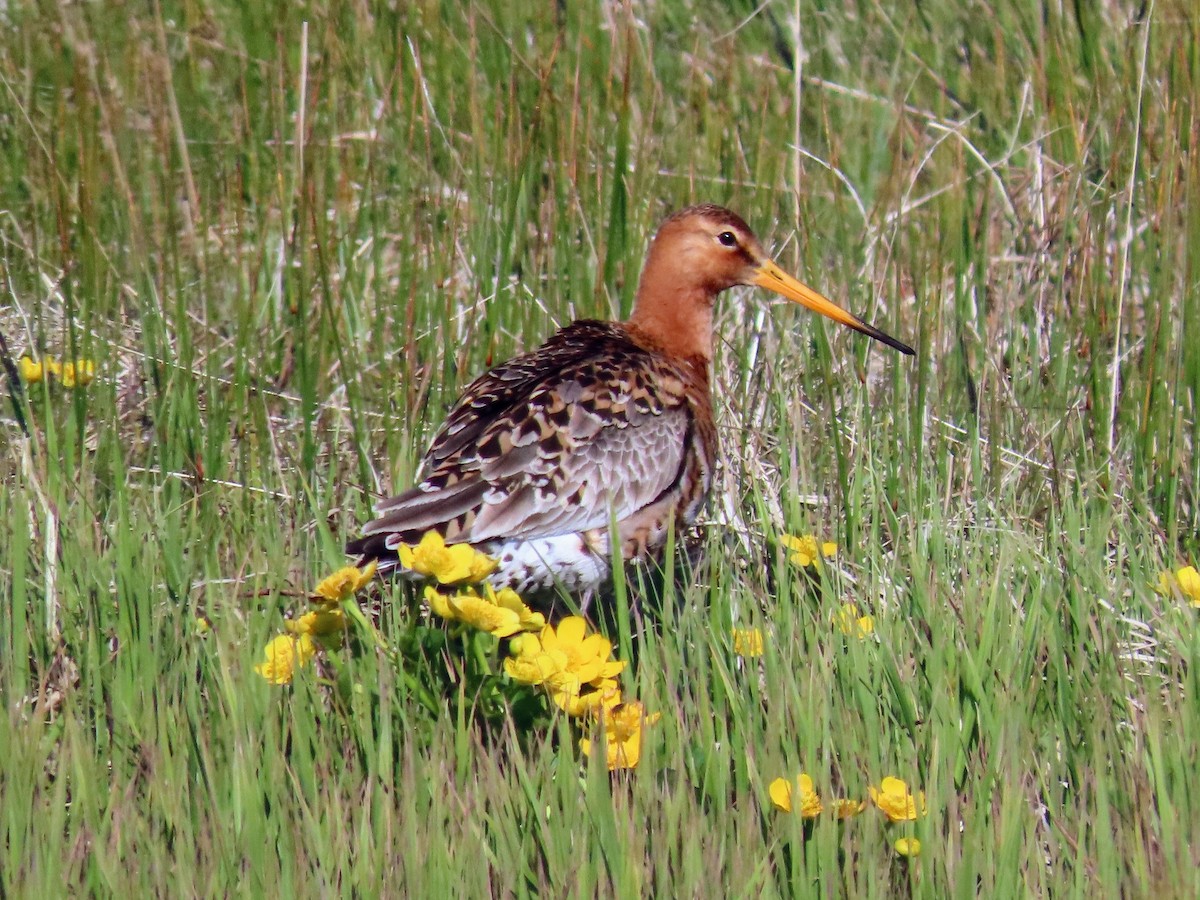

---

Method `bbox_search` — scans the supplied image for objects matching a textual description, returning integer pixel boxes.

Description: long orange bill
[752,259,915,356]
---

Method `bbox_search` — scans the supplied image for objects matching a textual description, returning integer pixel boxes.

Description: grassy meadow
[2,0,1199,894]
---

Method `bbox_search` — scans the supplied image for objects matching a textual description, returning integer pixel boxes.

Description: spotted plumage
[347,204,913,603]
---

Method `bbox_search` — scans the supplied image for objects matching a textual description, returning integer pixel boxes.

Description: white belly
[483,534,612,595]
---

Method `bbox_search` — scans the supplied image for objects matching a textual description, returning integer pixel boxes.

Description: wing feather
[357,321,694,548]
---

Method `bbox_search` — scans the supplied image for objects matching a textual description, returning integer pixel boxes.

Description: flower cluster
[768,771,926,857]
[393,533,655,769]
[18,355,96,388]
[505,616,624,714]
[768,773,865,820]
[1157,564,1200,608]
[254,562,375,684]
[402,533,546,638]
[503,615,659,770]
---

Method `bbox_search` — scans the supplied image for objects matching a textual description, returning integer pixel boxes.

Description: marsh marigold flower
[398,532,498,585]
[832,798,867,818]
[540,616,625,691]
[254,633,316,685]
[505,642,566,686]
[503,634,567,685]
[732,627,764,657]
[869,776,927,822]
[768,774,823,817]
[18,356,45,384]
[580,701,659,770]
[60,359,96,388]
[447,590,523,638]
[313,562,377,604]
[894,837,921,857]
[1157,565,1200,608]
[781,533,837,568]
[286,608,347,637]
[835,603,875,638]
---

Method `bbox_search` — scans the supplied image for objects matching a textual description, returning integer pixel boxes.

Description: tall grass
[1,0,1197,894]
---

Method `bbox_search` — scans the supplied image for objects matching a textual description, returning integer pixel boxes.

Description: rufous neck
[626,260,716,364]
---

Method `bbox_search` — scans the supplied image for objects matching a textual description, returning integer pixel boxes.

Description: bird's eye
[717,230,738,248]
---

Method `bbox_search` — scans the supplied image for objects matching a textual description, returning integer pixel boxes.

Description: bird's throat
[626,281,716,365]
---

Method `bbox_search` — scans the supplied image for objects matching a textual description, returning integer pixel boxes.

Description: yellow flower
[447,590,523,638]
[768,774,822,817]
[18,356,44,384]
[44,359,62,380]
[834,603,875,638]
[833,798,867,818]
[195,615,212,635]
[485,585,546,632]
[1158,565,1200,607]
[504,650,566,685]
[60,359,96,388]
[781,533,837,568]
[540,616,626,692]
[869,776,927,822]
[397,532,498,585]
[285,607,347,636]
[254,633,316,685]
[552,678,622,717]
[731,627,764,657]
[312,562,377,604]
[579,701,659,770]
[503,635,568,685]
[894,837,921,857]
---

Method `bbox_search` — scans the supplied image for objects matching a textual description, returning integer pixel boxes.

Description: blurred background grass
[1,0,1198,895]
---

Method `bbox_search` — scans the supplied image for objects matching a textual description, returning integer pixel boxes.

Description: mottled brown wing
[358,321,693,546]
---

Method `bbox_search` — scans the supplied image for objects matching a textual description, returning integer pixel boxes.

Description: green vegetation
[2,0,1198,894]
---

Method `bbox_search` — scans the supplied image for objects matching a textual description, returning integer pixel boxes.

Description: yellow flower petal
[768,777,793,813]
[731,627,764,657]
[869,776,927,822]
[552,616,588,647]
[1176,565,1200,607]
[894,837,921,857]
[312,562,377,604]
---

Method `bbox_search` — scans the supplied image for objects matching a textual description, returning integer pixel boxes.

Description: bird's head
[629,204,914,360]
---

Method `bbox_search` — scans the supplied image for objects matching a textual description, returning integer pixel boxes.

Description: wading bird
[347,205,913,603]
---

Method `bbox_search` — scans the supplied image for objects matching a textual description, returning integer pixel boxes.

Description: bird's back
[347,320,717,590]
